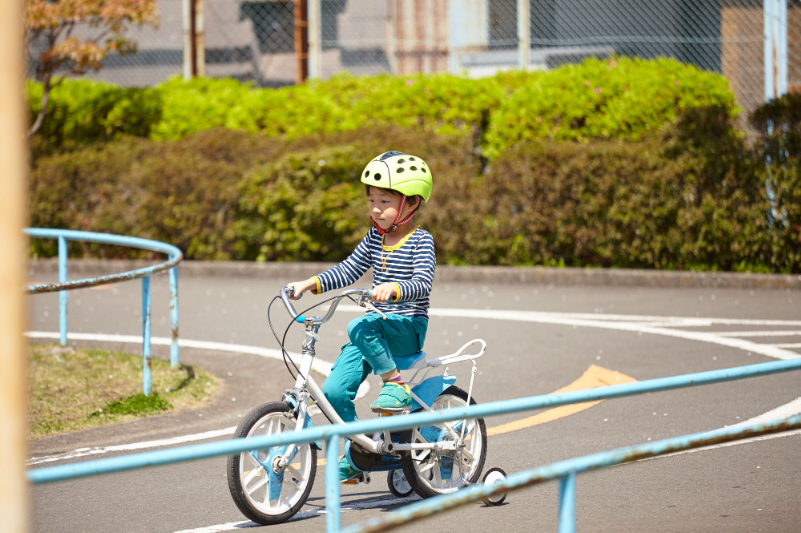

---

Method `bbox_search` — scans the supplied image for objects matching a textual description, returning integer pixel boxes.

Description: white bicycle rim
[239,412,314,516]
[407,394,484,494]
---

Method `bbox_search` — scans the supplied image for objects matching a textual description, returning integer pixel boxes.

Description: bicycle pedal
[379,410,409,417]
[343,472,371,485]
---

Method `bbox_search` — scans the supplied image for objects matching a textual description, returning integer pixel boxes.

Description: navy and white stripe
[313,227,436,319]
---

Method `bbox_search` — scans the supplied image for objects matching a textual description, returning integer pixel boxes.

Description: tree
[24,0,158,136]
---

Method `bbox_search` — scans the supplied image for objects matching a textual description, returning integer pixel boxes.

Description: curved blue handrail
[24,229,182,294]
[23,229,183,395]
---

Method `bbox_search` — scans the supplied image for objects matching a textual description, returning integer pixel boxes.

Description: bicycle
[227,286,498,525]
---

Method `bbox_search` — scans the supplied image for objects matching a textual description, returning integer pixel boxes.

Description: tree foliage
[24,0,158,135]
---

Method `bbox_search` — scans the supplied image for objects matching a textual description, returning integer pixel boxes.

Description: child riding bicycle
[287,151,435,481]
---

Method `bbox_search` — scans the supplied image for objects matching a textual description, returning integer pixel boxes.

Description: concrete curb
[28,258,801,290]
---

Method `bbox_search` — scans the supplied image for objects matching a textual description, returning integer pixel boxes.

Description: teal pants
[322,313,428,423]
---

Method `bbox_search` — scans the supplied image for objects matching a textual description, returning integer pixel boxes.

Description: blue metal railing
[24,229,183,395]
[26,356,801,532]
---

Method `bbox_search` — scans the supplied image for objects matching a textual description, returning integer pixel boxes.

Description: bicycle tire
[227,402,317,525]
[399,386,487,499]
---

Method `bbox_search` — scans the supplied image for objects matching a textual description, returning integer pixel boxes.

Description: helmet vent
[410,166,418,171]
[364,171,370,178]
[397,167,405,173]
[421,168,427,173]
[373,173,381,181]
[409,157,416,161]
[398,158,405,164]
[380,151,405,161]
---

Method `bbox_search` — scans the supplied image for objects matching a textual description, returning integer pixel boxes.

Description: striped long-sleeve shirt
[312,226,436,319]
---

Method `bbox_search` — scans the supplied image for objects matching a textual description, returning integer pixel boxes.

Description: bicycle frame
[274,287,487,470]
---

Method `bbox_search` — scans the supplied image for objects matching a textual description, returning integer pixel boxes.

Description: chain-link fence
[26,0,801,119]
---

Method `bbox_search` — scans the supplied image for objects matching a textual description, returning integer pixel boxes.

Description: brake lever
[360,297,388,320]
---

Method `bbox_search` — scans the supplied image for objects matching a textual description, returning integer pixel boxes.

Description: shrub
[433,106,776,271]
[482,57,738,159]
[750,94,801,271]
[28,57,736,162]
[27,79,162,147]
[30,111,795,272]
[29,126,477,261]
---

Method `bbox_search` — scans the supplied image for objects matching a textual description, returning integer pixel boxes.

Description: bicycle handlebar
[279,286,372,325]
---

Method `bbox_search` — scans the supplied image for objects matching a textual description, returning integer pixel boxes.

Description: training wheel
[481,467,508,506]
[387,469,414,498]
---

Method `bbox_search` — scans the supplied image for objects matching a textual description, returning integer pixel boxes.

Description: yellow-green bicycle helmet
[361,151,433,234]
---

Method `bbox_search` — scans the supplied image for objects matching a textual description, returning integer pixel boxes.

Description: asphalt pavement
[24,267,801,533]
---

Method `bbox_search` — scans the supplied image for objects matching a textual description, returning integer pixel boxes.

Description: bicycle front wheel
[227,402,317,525]
[399,386,487,499]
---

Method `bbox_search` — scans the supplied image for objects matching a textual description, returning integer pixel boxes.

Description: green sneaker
[339,456,361,483]
[370,382,412,413]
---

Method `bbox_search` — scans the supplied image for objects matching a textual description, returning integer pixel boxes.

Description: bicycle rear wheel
[227,402,317,525]
[399,386,487,499]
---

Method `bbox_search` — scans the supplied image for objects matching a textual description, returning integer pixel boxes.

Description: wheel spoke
[459,447,477,463]
[246,473,270,496]
[418,459,435,474]
[285,464,306,485]
[415,448,431,462]
[244,464,265,485]
[431,458,443,486]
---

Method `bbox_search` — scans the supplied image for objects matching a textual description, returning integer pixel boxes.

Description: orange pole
[294,0,309,84]
[0,0,30,530]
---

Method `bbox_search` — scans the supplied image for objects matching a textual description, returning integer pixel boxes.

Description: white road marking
[27,427,238,466]
[25,308,801,467]
[728,397,801,428]
[177,397,801,533]
[405,307,801,361]
[338,305,801,327]
[171,495,421,532]
[774,343,801,348]
[714,330,801,337]
[640,397,801,462]
[25,331,371,400]
[25,332,368,465]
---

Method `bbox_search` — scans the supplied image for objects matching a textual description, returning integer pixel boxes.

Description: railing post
[142,275,152,396]
[325,435,341,532]
[169,266,179,367]
[558,471,577,533]
[517,0,530,69]
[58,235,68,346]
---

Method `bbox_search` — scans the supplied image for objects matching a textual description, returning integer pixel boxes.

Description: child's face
[368,187,406,231]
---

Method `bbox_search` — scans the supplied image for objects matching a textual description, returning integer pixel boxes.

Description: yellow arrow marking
[487,365,637,436]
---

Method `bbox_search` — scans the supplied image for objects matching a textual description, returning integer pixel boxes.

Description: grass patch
[29,344,219,438]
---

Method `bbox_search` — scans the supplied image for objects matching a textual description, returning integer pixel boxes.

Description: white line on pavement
[640,397,801,462]
[713,330,801,337]
[177,398,801,533]
[171,495,421,532]
[25,308,801,466]
[27,427,237,466]
[24,332,368,465]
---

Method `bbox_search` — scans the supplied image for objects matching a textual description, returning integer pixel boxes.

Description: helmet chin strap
[371,194,416,235]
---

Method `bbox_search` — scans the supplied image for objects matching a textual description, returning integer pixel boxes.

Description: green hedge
[749,93,801,272]
[29,127,478,261]
[438,107,777,271]
[482,57,736,159]
[29,114,800,272]
[27,79,162,148]
[28,57,735,160]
